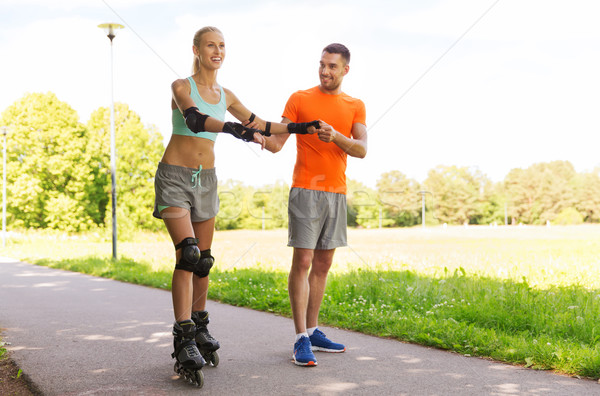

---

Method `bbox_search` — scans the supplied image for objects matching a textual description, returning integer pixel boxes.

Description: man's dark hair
[322,43,350,65]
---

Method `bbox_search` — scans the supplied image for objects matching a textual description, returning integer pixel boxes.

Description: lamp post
[2,126,6,248]
[98,23,124,260]
[418,191,431,228]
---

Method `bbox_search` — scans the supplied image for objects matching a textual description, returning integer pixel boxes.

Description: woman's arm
[224,88,320,136]
[171,79,264,144]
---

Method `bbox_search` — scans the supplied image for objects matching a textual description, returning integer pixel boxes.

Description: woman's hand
[252,132,266,149]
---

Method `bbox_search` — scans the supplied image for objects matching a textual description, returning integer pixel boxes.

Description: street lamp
[98,23,124,260]
[2,126,7,248]
[418,191,432,228]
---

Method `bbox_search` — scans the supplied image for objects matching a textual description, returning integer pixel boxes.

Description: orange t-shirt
[282,86,366,195]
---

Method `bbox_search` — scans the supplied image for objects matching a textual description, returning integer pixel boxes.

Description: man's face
[319,52,348,92]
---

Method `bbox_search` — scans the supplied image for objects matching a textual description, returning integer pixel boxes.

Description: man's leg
[289,247,314,334]
[289,247,318,366]
[306,248,335,329]
[307,248,346,352]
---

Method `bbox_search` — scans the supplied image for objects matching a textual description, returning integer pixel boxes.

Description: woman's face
[194,31,225,70]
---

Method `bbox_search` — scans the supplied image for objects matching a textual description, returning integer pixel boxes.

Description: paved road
[1,259,598,395]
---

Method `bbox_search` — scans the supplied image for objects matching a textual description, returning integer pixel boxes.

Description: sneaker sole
[292,354,318,366]
[311,346,346,353]
[293,359,317,366]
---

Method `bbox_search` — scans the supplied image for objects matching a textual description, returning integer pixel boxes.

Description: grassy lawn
[2,225,599,379]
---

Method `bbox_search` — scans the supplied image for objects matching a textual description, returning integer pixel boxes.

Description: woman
[154,26,319,385]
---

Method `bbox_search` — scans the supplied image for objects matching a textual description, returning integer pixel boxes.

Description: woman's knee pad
[175,237,200,272]
[194,249,214,278]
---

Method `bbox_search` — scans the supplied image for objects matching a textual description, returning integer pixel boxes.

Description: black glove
[287,120,320,134]
[222,122,262,142]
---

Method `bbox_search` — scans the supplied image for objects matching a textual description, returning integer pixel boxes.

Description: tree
[473,182,506,225]
[216,180,247,230]
[504,161,575,224]
[376,170,421,227]
[0,92,97,231]
[573,169,600,223]
[86,103,164,236]
[423,165,492,225]
[246,181,289,229]
[347,179,385,228]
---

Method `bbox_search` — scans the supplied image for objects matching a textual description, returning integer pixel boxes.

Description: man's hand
[317,120,338,143]
[287,120,320,134]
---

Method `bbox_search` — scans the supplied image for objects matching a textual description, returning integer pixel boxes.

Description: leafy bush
[554,207,584,225]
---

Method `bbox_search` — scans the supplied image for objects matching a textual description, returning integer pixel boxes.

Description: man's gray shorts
[153,162,219,222]
[288,187,347,250]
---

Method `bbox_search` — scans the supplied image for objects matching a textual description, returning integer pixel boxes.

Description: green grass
[0,341,6,361]
[35,256,173,290]
[206,267,600,379]
[2,226,600,379]
[25,254,600,379]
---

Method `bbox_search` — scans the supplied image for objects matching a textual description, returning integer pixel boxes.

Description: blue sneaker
[309,328,346,352]
[293,336,317,366]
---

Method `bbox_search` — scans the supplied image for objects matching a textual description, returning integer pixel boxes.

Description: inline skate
[172,319,205,387]
[192,310,220,367]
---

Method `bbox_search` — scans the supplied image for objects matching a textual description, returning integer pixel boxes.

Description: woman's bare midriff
[160,134,216,169]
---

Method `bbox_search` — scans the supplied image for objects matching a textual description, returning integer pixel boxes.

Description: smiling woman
[152,25,321,387]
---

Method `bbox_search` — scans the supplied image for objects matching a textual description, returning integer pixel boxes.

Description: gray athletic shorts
[288,187,347,250]
[153,162,219,222]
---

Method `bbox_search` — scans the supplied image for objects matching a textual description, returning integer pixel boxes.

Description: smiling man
[265,43,368,367]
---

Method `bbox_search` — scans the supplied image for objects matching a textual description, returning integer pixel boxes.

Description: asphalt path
[1,259,598,395]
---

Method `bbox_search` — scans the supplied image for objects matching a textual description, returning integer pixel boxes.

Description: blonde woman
[154,26,319,386]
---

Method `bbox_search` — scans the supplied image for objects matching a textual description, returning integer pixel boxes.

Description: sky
[1,0,599,189]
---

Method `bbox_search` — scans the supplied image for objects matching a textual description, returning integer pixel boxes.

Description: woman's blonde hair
[192,26,223,74]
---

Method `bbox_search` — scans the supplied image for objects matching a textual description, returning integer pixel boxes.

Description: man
[264,43,368,366]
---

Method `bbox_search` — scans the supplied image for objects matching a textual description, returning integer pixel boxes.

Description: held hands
[316,120,338,143]
[240,114,321,136]
[242,115,260,131]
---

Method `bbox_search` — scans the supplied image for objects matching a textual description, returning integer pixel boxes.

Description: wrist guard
[287,120,320,134]
[184,107,209,132]
[223,122,261,142]
[247,114,271,137]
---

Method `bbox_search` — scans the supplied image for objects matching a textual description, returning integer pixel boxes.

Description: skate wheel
[202,350,219,367]
[192,369,204,388]
[210,351,219,367]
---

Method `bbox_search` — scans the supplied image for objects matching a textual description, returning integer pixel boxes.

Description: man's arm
[317,121,367,158]
[264,117,293,153]
[226,89,318,137]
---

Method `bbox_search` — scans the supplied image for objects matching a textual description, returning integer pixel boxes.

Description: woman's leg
[190,217,220,357]
[162,207,196,322]
[191,217,215,311]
